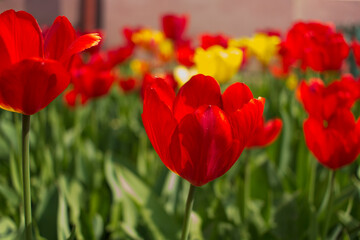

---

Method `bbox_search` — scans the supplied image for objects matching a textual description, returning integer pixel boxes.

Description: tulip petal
[173,74,222,121]
[44,16,77,61]
[0,10,43,71]
[170,105,233,186]
[60,33,101,68]
[304,116,360,169]
[246,118,283,148]
[229,97,265,147]
[0,58,70,115]
[142,79,177,172]
[222,82,254,113]
[298,79,324,119]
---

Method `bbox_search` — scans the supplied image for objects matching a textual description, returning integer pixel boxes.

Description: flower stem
[321,170,336,239]
[181,184,196,240]
[241,151,250,223]
[22,114,32,240]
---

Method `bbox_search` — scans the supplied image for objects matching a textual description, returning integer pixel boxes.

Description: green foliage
[0,73,359,240]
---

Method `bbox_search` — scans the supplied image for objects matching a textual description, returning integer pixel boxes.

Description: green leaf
[0,217,17,240]
[66,227,76,240]
[110,158,180,239]
[35,184,59,240]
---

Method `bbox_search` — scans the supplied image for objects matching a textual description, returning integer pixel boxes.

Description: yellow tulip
[131,29,165,49]
[230,33,280,66]
[194,46,242,84]
[158,39,174,61]
[286,73,298,90]
[130,59,149,76]
[173,65,198,87]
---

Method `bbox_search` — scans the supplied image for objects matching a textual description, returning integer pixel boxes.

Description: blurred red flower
[161,14,187,41]
[200,33,229,50]
[304,109,360,169]
[119,77,137,93]
[246,117,282,148]
[298,75,359,120]
[176,43,195,67]
[352,40,360,67]
[0,10,100,115]
[283,21,349,72]
[106,44,134,68]
[122,26,142,46]
[142,74,264,186]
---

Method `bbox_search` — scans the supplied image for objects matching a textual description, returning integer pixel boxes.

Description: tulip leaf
[66,227,76,240]
[0,217,17,240]
[110,158,180,239]
[35,184,59,240]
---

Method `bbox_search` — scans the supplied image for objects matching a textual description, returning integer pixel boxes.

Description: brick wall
[1,0,360,48]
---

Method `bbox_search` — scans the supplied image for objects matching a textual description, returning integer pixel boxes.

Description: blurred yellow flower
[130,59,149,76]
[194,46,242,84]
[158,39,174,61]
[229,33,280,66]
[132,29,165,49]
[286,73,298,90]
[173,65,198,86]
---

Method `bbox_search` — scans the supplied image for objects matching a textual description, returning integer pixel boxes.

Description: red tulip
[298,76,359,120]
[246,118,282,148]
[352,40,360,67]
[64,89,78,107]
[304,108,360,169]
[119,77,137,93]
[284,21,349,72]
[70,56,115,103]
[200,33,229,50]
[161,14,187,41]
[142,74,264,186]
[276,41,297,75]
[176,44,195,67]
[0,10,101,115]
[106,44,134,68]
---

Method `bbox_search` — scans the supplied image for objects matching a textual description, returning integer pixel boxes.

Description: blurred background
[1,0,360,47]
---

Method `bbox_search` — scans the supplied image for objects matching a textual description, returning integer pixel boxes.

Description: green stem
[22,114,32,240]
[181,184,196,240]
[322,170,336,239]
[308,156,316,205]
[241,151,251,223]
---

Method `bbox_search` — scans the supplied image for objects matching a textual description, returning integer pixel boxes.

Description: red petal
[0,58,70,115]
[44,16,76,61]
[60,33,101,68]
[0,10,43,71]
[72,67,115,100]
[246,118,283,148]
[173,74,222,121]
[298,79,324,119]
[142,79,177,172]
[304,116,360,169]
[304,117,332,164]
[327,108,356,133]
[64,89,78,107]
[222,82,254,114]
[229,97,265,147]
[170,105,233,186]
[162,14,187,41]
